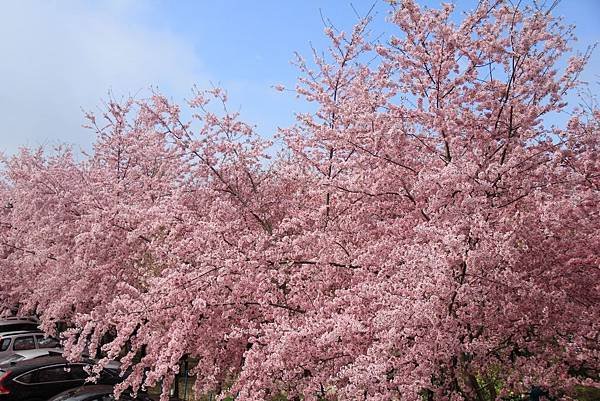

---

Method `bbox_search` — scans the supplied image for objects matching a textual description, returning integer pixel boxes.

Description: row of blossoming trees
[1,1,599,400]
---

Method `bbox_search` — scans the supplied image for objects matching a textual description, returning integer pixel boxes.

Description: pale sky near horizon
[0,0,598,155]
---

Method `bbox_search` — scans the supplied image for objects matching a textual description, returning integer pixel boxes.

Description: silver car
[0,330,60,359]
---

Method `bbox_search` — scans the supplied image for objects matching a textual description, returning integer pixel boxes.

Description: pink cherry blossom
[1,1,598,400]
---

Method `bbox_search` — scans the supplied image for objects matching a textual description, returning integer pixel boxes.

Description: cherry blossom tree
[1,1,599,400]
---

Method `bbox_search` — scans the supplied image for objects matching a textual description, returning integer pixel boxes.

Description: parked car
[0,319,38,334]
[0,356,120,401]
[0,348,63,365]
[0,331,60,359]
[48,385,153,401]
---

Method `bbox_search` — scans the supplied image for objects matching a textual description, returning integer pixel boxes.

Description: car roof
[56,384,114,396]
[49,385,153,401]
[0,349,57,365]
[0,316,38,321]
[12,349,55,357]
[0,355,72,373]
[0,330,42,337]
[0,319,38,325]
[49,385,115,401]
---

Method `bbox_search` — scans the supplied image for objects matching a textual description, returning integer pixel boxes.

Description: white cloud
[0,0,204,154]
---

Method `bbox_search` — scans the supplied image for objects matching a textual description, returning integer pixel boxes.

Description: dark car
[0,356,119,401]
[0,319,39,334]
[48,385,154,401]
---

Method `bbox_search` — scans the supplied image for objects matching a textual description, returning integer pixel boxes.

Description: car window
[36,335,60,348]
[68,364,90,380]
[15,371,34,384]
[100,368,118,380]
[36,366,72,382]
[0,338,10,352]
[13,336,35,351]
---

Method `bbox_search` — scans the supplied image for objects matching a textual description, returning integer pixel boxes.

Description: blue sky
[0,0,598,155]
